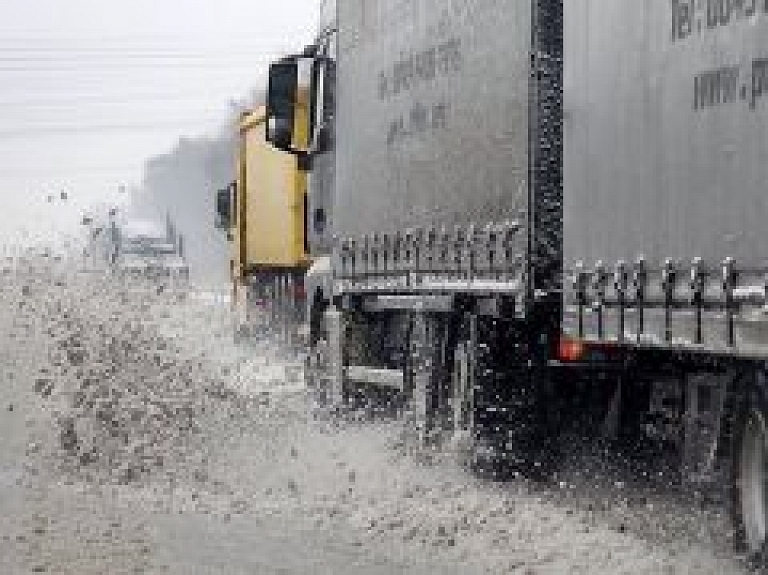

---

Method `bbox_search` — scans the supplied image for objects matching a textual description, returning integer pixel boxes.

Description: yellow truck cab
[217,106,310,341]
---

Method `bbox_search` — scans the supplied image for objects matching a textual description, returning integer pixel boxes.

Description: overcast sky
[0,0,316,246]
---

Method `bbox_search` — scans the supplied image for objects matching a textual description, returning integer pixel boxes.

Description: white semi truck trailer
[264,0,768,562]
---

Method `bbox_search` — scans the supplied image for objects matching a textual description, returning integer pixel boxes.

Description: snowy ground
[0,254,754,574]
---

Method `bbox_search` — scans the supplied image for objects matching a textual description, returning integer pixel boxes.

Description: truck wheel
[405,314,454,446]
[468,329,510,477]
[448,340,476,463]
[732,377,768,564]
[405,315,434,444]
[306,337,332,409]
[469,316,553,480]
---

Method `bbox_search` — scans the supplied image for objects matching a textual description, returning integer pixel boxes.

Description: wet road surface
[0,256,753,574]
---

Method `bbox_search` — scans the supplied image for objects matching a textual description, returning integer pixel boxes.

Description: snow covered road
[0,257,752,574]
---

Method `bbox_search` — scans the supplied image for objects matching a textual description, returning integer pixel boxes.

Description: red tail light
[558,337,585,362]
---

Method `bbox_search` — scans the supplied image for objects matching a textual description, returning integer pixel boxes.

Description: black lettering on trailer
[735,0,760,17]
[751,58,768,109]
[706,0,734,29]
[378,38,463,101]
[705,0,763,29]
[671,0,695,42]
[671,0,768,42]
[744,0,759,17]
[393,54,416,95]
[385,100,451,146]
[694,65,741,110]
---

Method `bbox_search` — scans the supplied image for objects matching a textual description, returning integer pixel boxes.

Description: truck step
[346,366,405,391]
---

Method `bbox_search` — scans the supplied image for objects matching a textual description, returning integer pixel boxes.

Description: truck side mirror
[310,57,336,155]
[215,188,232,230]
[267,58,300,152]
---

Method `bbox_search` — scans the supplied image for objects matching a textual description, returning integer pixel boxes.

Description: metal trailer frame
[316,0,564,457]
[295,0,768,561]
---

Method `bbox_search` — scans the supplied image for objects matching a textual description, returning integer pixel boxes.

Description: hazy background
[0,0,316,282]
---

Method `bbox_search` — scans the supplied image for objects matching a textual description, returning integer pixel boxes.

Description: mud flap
[470,315,553,478]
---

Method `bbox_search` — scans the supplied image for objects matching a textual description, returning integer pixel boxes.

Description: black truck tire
[469,315,555,480]
[405,314,441,445]
[306,290,340,414]
[448,340,478,466]
[731,373,768,565]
